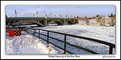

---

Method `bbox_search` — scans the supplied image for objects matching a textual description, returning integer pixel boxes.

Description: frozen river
[34,24,115,44]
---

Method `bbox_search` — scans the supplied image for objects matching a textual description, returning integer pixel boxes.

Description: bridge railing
[23,28,115,54]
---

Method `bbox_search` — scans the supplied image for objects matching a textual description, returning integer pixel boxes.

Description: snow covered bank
[6,34,58,54]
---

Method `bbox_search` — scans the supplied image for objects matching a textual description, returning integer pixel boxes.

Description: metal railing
[23,28,115,54]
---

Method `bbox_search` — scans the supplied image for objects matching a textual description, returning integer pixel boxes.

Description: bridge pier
[63,19,68,25]
[44,19,48,26]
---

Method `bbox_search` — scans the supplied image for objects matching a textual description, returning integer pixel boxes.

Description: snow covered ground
[6,24,116,54]
[6,33,58,55]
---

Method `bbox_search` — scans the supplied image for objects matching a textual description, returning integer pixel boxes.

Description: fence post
[29,29,30,34]
[64,34,67,54]
[47,31,49,47]
[39,29,40,39]
[109,46,113,54]
[28,29,30,33]
[34,29,36,36]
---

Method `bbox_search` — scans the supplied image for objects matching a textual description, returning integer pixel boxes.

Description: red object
[8,29,14,37]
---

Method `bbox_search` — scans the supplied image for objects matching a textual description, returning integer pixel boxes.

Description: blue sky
[6,5,116,17]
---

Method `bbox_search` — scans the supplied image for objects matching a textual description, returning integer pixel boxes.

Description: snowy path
[6,34,58,54]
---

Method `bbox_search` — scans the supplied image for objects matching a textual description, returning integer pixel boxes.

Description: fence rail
[23,28,115,54]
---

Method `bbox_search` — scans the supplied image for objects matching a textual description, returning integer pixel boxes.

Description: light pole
[15,10,17,17]
[33,13,35,17]
[36,11,38,17]
[45,14,48,18]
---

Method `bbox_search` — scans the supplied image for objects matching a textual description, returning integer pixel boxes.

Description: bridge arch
[48,20,64,25]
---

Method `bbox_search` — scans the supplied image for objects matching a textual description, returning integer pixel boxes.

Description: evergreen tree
[96,14,99,17]
[109,13,114,17]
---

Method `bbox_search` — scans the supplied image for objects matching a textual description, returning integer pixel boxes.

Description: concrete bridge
[6,17,78,27]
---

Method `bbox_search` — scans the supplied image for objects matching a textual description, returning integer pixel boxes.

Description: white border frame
[1,1,120,59]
